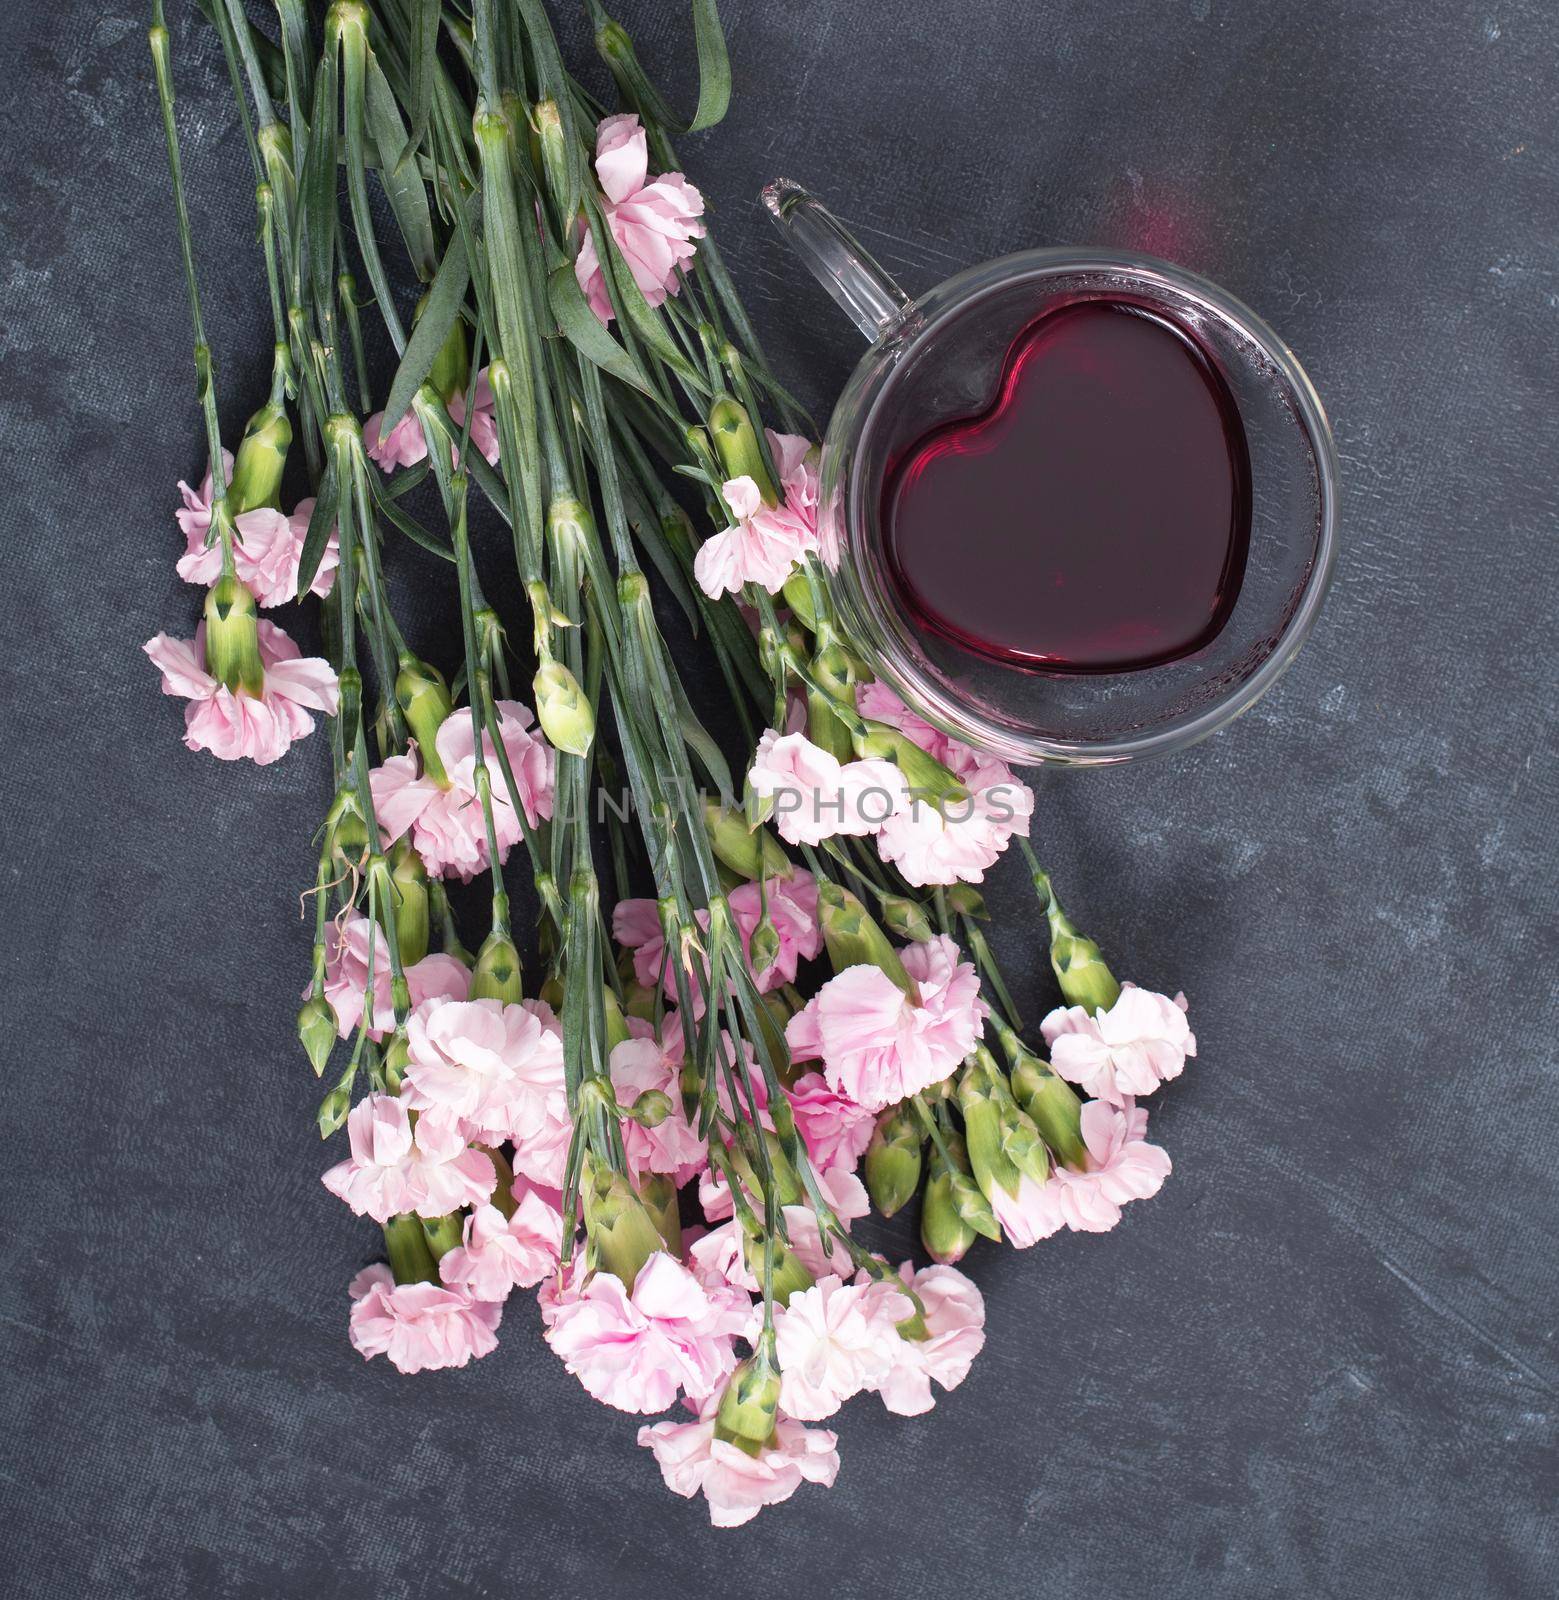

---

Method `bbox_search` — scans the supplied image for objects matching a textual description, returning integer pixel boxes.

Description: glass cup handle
[762,179,911,343]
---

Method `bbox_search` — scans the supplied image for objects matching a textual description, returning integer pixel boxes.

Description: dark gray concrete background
[2,1,1555,1595]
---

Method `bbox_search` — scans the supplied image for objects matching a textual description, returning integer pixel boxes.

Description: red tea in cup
[881,297,1252,674]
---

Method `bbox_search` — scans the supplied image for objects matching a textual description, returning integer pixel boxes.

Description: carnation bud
[602,984,631,1051]
[817,880,916,996]
[1040,879,1122,1014]
[414,290,470,405]
[938,1127,1003,1246]
[381,1030,411,1095]
[533,656,595,756]
[702,799,793,882]
[629,1088,673,1128]
[956,1056,1024,1203]
[470,929,523,1003]
[328,801,370,874]
[729,1133,803,1209]
[297,995,337,1077]
[382,1212,438,1287]
[203,574,264,695]
[878,893,935,942]
[317,1059,356,1140]
[742,1226,816,1305]
[747,914,781,978]
[946,885,987,919]
[582,1159,665,1288]
[853,720,965,803]
[715,1351,782,1448]
[394,656,455,787]
[420,1212,463,1260]
[781,569,818,630]
[865,1104,923,1217]
[811,641,861,704]
[386,839,430,966]
[998,1098,1051,1186]
[707,392,778,505]
[228,397,292,514]
[921,1134,977,1264]
[807,689,856,764]
[532,98,569,211]
[636,1172,683,1254]
[1010,1055,1087,1169]
[546,494,597,563]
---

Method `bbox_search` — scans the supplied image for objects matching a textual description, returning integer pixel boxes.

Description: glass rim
[828,246,1341,767]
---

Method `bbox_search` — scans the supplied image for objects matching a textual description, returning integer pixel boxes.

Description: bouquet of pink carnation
[143,0,1194,1526]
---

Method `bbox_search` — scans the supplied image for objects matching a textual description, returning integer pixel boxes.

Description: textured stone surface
[1,2,1555,1595]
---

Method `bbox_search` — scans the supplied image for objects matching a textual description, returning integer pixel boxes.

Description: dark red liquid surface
[882,297,1252,673]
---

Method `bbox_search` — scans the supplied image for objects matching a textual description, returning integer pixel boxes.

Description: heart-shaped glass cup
[764,180,1339,766]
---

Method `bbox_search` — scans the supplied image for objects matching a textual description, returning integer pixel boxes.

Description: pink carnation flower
[874,1261,986,1416]
[686,1203,854,1296]
[575,114,705,324]
[873,752,1034,887]
[370,699,555,882]
[769,431,834,568]
[1047,1098,1172,1232]
[785,1071,877,1175]
[365,370,501,473]
[438,1190,564,1300]
[855,683,1034,885]
[318,910,470,1041]
[637,1393,840,1528]
[986,1170,1068,1248]
[611,897,672,992]
[855,680,954,766]
[347,1263,503,1373]
[785,934,987,1112]
[694,472,814,599]
[610,1022,707,1185]
[540,1251,749,1414]
[1041,985,1195,1106]
[696,1140,866,1231]
[173,450,233,546]
[728,871,823,991]
[144,620,339,765]
[770,1274,913,1420]
[321,1093,495,1223]
[401,996,565,1143]
[613,872,821,1002]
[177,496,339,606]
[748,730,907,847]
[693,432,828,597]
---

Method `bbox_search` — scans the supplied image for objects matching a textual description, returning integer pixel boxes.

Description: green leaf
[370,471,455,563]
[273,0,312,137]
[623,484,700,633]
[403,0,439,163]
[338,20,406,351]
[295,461,339,598]
[382,462,430,501]
[673,680,734,801]
[299,42,340,310]
[547,260,652,395]
[686,0,731,132]
[364,52,436,279]
[593,1,730,134]
[379,227,469,436]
